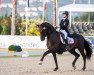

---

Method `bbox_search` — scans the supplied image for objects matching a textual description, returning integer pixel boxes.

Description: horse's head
[37,22,56,41]
[37,23,48,41]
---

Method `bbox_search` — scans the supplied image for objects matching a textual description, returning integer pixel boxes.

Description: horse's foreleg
[52,53,58,71]
[39,50,51,65]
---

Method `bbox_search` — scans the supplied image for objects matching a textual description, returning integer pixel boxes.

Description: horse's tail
[84,39,93,60]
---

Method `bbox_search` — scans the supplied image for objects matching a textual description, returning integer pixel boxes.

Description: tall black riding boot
[64,39,70,51]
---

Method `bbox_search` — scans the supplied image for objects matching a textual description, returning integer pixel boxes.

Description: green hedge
[8,45,16,52]
[0,25,3,34]
[8,45,22,52]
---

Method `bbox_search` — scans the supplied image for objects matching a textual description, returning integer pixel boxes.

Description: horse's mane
[41,22,56,32]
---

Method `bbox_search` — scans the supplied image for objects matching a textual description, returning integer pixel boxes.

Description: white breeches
[60,30,68,39]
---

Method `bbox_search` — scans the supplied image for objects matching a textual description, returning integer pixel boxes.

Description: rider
[60,11,70,50]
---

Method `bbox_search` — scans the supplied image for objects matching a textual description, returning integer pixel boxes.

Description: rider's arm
[60,20,63,29]
[63,19,69,27]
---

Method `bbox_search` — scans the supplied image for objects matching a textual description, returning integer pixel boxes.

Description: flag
[0,0,2,12]
[43,0,46,11]
[12,0,16,8]
[43,0,46,21]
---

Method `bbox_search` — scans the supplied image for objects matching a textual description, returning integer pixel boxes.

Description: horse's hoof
[73,66,76,70]
[39,61,43,65]
[72,64,76,70]
[39,61,42,65]
[53,68,58,71]
[39,63,42,65]
[82,67,86,71]
[40,59,43,61]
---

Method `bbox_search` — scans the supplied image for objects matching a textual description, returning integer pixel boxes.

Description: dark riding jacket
[60,18,70,36]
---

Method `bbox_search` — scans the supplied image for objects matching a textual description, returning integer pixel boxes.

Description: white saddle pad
[60,35,74,44]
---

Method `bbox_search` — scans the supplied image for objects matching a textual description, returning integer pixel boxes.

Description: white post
[25,0,29,36]
[73,0,76,4]
[88,0,90,5]
[73,12,75,24]
[57,10,59,28]
[88,12,90,23]
[53,0,57,27]
[88,0,90,23]
[72,0,75,25]
[56,0,58,26]
[11,0,16,35]
[26,10,28,36]
[69,11,72,27]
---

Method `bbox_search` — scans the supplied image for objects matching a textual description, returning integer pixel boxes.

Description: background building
[0,0,94,36]
[0,0,94,22]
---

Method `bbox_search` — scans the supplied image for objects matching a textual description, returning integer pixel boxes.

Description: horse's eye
[43,27,46,30]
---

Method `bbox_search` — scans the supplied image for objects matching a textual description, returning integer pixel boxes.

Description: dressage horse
[37,22,92,71]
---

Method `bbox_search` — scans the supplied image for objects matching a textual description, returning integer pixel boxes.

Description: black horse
[37,22,92,71]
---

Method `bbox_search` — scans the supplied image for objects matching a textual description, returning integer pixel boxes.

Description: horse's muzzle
[40,36,45,41]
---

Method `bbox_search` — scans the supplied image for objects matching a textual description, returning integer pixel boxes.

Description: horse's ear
[36,24,40,27]
[43,26,46,30]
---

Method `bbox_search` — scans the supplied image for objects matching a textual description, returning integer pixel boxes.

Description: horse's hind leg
[69,48,80,70]
[78,47,86,71]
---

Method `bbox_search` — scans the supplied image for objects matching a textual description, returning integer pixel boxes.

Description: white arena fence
[0,35,47,49]
[0,35,94,51]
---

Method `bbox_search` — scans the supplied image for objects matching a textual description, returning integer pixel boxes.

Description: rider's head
[63,11,69,18]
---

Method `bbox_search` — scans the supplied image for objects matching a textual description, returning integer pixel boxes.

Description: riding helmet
[63,11,69,16]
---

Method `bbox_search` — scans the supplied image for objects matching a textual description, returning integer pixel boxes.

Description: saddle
[60,34,74,44]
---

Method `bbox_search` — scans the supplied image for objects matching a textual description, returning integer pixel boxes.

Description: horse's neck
[47,32,51,39]
[47,30,55,38]
[47,31,59,42]
[46,31,60,49]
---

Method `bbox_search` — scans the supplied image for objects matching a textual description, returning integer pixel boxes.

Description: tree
[90,12,94,22]
[21,19,42,36]
[74,16,80,22]
[0,25,3,34]
[0,16,11,35]
[74,12,94,22]
[80,13,88,22]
